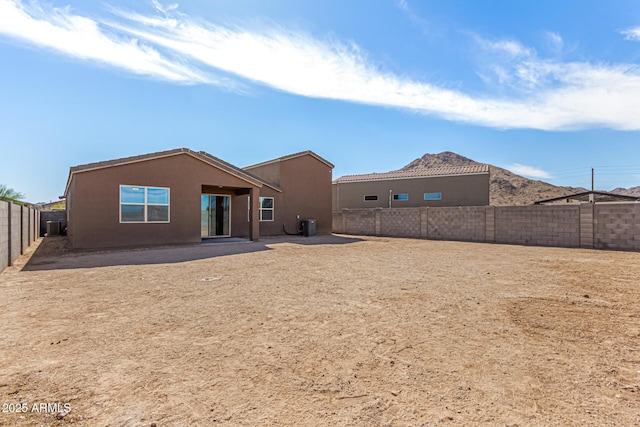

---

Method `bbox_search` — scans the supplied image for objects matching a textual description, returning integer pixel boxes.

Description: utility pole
[591,167,594,192]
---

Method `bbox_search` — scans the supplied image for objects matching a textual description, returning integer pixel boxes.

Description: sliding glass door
[201,195,231,238]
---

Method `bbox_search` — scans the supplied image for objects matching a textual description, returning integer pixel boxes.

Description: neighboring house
[534,190,639,204]
[64,148,333,249]
[38,200,66,211]
[332,165,490,211]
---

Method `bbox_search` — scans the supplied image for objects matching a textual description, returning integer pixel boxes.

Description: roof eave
[64,149,282,196]
[333,170,490,184]
[534,190,639,204]
[244,150,334,170]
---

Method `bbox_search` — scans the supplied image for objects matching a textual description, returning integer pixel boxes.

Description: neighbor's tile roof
[333,165,489,183]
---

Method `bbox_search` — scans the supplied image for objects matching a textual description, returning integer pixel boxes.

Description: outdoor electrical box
[301,219,317,237]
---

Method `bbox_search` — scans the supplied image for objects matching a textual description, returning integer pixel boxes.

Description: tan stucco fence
[333,203,640,251]
[0,200,40,273]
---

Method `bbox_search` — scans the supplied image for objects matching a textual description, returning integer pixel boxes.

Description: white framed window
[393,193,409,201]
[120,185,170,223]
[364,195,378,201]
[424,192,442,201]
[259,197,274,221]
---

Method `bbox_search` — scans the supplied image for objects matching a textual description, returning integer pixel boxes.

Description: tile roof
[65,148,283,196]
[69,148,189,173]
[333,165,489,183]
[244,150,334,169]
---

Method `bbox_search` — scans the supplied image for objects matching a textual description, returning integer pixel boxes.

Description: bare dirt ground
[1,235,639,426]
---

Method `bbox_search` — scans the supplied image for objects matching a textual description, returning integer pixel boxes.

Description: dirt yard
[1,235,639,426]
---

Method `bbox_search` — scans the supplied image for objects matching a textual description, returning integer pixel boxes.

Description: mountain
[401,151,586,206]
[611,186,640,197]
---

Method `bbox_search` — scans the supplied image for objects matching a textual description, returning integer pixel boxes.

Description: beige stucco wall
[332,173,490,211]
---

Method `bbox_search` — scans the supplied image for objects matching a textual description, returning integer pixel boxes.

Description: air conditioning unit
[301,219,316,237]
[46,221,61,236]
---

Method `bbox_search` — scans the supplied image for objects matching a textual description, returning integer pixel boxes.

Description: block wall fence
[333,203,640,251]
[0,201,41,274]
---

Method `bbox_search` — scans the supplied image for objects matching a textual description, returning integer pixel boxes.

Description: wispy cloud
[396,0,408,11]
[0,0,209,83]
[472,33,640,130]
[507,164,553,179]
[395,0,430,33]
[2,0,640,131]
[546,31,563,52]
[151,0,178,16]
[476,37,533,58]
[473,34,552,90]
[621,27,640,41]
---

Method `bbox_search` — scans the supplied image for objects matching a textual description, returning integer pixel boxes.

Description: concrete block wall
[342,209,376,235]
[380,208,420,237]
[580,204,594,248]
[335,203,640,252]
[495,205,580,247]
[10,204,21,262]
[29,209,35,243]
[485,206,496,242]
[0,201,41,274]
[36,210,40,243]
[0,202,8,273]
[428,206,486,242]
[594,203,640,250]
[21,206,29,254]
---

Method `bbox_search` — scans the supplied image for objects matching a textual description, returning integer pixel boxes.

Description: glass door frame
[201,194,232,238]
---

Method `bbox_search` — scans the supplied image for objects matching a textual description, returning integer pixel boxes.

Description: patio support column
[249,187,260,241]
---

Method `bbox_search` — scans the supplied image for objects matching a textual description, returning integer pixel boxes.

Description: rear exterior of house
[244,151,334,235]
[64,148,333,249]
[333,165,490,211]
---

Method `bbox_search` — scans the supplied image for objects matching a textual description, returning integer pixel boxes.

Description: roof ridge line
[334,165,489,183]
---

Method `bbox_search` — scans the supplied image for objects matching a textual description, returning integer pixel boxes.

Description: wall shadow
[22,234,363,271]
[260,234,364,246]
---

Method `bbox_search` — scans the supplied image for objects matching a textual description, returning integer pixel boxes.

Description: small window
[393,193,409,201]
[121,186,145,204]
[120,185,170,223]
[121,205,145,222]
[364,195,378,201]
[424,192,442,201]
[259,197,274,221]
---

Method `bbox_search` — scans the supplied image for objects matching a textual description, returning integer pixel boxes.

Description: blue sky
[1,0,640,202]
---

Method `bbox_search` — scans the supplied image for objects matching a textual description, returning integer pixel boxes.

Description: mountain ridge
[611,186,640,197]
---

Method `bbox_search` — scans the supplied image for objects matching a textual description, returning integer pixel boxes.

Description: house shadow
[257,234,364,246]
[22,234,363,271]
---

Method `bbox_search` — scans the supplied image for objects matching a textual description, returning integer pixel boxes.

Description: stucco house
[332,165,490,211]
[64,148,333,249]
